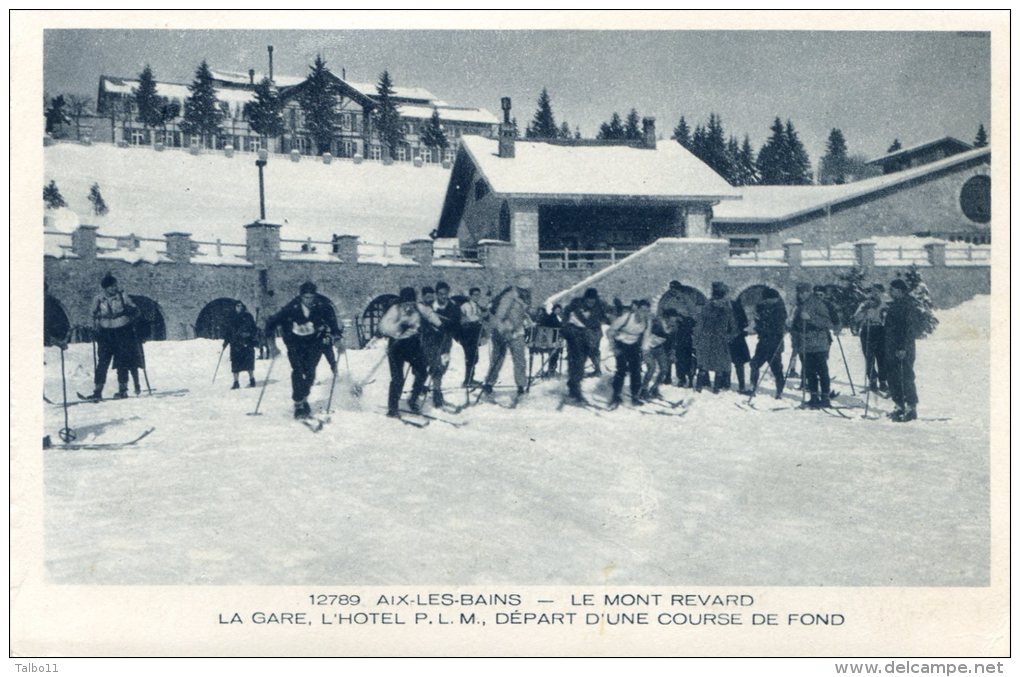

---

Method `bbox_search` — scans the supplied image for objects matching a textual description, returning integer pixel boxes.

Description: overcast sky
[43,29,990,163]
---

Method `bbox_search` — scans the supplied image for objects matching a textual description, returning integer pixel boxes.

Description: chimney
[268,45,274,83]
[642,117,656,150]
[248,68,255,85]
[498,97,515,159]
[342,67,346,80]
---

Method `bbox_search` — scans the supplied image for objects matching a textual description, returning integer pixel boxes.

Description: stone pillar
[477,240,514,269]
[245,221,282,266]
[322,152,332,165]
[164,232,193,263]
[925,242,947,267]
[400,239,434,266]
[331,235,359,264]
[510,205,540,270]
[71,224,99,260]
[854,240,877,269]
[783,238,803,269]
[684,204,713,238]
[224,145,234,158]
[290,149,301,162]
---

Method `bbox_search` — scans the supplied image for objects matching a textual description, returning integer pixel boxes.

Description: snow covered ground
[41,297,990,586]
[43,143,450,244]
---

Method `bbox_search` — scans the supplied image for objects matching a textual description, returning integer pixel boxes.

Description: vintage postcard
[11,10,1010,659]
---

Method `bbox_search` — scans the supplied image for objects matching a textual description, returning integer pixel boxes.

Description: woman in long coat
[694,282,737,393]
[225,301,258,389]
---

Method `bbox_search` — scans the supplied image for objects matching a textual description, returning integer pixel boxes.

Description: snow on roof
[101,76,255,105]
[713,146,991,223]
[461,136,741,200]
[398,104,497,125]
[347,81,436,102]
[865,136,972,165]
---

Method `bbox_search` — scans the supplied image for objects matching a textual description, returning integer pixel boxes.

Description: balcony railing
[538,248,638,270]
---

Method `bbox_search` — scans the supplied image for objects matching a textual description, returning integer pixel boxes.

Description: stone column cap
[783,238,804,245]
[164,231,193,237]
[244,221,283,229]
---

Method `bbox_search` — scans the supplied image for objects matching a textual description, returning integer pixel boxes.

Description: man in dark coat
[749,287,787,398]
[87,273,139,400]
[727,293,752,393]
[377,286,442,417]
[264,282,342,419]
[224,301,258,389]
[853,283,888,393]
[884,278,920,422]
[790,282,834,408]
[429,281,462,406]
[694,282,737,394]
[562,288,604,403]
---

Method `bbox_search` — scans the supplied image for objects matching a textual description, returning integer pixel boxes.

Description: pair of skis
[48,427,156,451]
[72,388,189,406]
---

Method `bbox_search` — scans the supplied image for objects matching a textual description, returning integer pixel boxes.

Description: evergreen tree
[820,128,850,184]
[833,267,868,333]
[574,125,582,140]
[88,183,108,217]
[373,70,404,159]
[244,76,285,144]
[157,99,180,133]
[900,264,939,337]
[737,135,759,186]
[887,138,902,153]
[726,136,743,185]
[783,120,812,185]
[624,108,642,141]
[974,123,988,148]
[134,65,164,131]
[526,88,558,139]
[597,112,625,141]
[672,115,691,147]
[559,121,572,139]
[298,55,340,155]
[44,94,70,135]
[419,107,448,150]
[701,113,732,180]
[690,124,707,159]
[180,60,224,146]
[43,180,66,209]
[756,117,787,185]
[511,117,520,139]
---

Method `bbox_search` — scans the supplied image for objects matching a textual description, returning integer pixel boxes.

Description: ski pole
[58,347,76,443]
[324,363,339,414]
[862,323,872,419]
[352,344,389,397]
[212,344,227,384]
[248,346,278,416]
[91,333,98,372]
[834,330,856,396]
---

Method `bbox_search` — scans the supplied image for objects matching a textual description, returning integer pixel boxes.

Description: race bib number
[292,321,316,337]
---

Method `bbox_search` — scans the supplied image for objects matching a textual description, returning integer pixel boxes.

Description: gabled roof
[865,136,973,166]
[713,146,991,224]
[277,71,377,109]
[457,136,741,200]
[346,81,436,103]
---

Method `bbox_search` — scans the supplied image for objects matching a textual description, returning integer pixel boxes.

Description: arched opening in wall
[960,175,990,223]
[736,284,779,322]
[656,283,707,317]
[358,294,399,347]
[195,298,241,340]
[43,294,71,346]
[129,295,167,341]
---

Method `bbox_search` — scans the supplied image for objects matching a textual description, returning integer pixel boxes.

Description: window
[130,129,146,145]
[249,136,261,153]
[370,145,382,161]
[297,137,310,154]
[960,175,991,223]
[728,238,760,256]
[341,113,352,131]
[341,140,356,158]
[397,146,407,162]
[444,149,454,164]
[190,134,202,148]
[403,121,415,135]
[475,179,490,201]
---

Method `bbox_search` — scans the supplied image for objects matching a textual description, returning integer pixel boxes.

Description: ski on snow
[51,427,156,450]
[73,389,189,406]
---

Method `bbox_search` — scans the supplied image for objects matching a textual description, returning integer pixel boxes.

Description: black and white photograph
[12,10,1009,661]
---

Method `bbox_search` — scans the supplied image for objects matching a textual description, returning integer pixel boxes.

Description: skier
[607,299,652,407]
[884,278,920,422]
[481,275,533,400]
[693,282,737,394]
[727,291,752,393]
[537,303,564,376]
[562,288,604,403]
[264,282,342,419]
[224,301,258,389]
[429,281,462,406]
[641,307,679,400]
[748,287,788,398]
[87,273,139,400]
[790,282,834,409]
[377,286,442,418]
[853,283,888,393]
[672,303,697,388]
[459,287,488,387]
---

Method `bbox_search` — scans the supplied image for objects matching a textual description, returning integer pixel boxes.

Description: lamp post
[255,148,268,220]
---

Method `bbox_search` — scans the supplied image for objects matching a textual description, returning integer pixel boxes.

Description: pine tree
[624,109,642,141]
[672,115,691,147]
[974,124,988,148]
[44,94,70,135]
[820,128,850,184]
[298,55,340,155]
[244,77,285,145]
[737,135,759,186]
[180,60,224,146]
[783,120,813,185]
[597,112,625,141]
[373,70,404,159]
[419,107,448,150]
[88,183,109,217]
[134,65,164,132]
[43,180,66,209]
[558,121,572,139]
[756,117,787,185]
[690,124,706,159]
[833,267,868,333]
[526,88,558,139]
[901,264,939,337]
[887,139,902,153]
[701,113,731,180]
